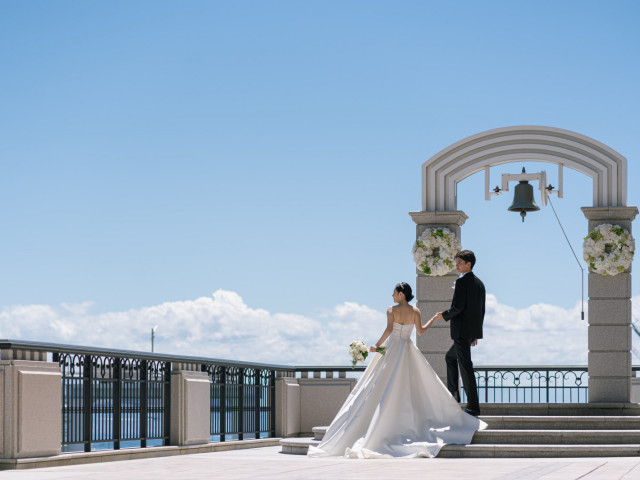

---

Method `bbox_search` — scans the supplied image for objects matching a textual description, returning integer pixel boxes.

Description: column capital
[581,206,638,222]
[409,210,469,227]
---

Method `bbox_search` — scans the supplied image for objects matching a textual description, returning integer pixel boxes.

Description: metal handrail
[0,339,296,371]
[4,339,639,374]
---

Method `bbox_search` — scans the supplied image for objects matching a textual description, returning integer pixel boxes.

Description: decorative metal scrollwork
[259,369,271,386]
[58,352,85,378]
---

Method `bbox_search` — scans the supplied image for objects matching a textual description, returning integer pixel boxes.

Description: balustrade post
[140,360,148,448]
[269,370,276,437]
[238,368,245,440]
[113,358,121,450]
[255,375,261,439]
[83,355,92,452]
[220,367,227,442]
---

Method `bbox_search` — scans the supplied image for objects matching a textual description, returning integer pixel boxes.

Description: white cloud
[473,294,588,365]
[1,291,639,368]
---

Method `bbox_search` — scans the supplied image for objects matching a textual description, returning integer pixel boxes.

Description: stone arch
[412,125,637,403]
[422,125,627,211]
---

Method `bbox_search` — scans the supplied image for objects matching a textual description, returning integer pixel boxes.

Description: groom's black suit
[442,271,485,413]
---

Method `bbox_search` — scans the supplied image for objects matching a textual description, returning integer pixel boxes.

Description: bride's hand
[369,346,377,353]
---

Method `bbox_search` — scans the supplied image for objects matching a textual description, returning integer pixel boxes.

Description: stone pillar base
[170,370,210,446]
[0,360,61,459]
[275,377,300,438]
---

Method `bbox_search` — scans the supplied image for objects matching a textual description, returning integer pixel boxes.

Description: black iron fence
[293,365,640,404]
[202,364,276,441]
[54,352,171,452]
[461,365,589,403]
[0,340,284,452]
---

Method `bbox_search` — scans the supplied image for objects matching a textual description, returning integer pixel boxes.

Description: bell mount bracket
[484,164,563,206]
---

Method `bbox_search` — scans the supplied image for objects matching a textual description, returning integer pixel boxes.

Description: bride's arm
[415,308,437,336]
[369,307,394,352]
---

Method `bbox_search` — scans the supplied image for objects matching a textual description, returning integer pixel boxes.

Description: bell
[508,179,540,222]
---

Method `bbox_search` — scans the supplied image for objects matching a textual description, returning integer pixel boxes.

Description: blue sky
[0,1,638,364]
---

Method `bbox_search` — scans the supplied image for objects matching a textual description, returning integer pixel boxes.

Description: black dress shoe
[464,408,480,417]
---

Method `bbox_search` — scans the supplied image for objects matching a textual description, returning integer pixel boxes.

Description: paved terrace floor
[3,447,640,480]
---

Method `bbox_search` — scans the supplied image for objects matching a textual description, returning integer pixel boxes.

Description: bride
[308,282,486,459]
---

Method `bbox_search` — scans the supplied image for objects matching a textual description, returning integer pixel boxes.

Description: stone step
[308,416,640,441]
[297,426,640,446]
[283,405,640,457]
[280,437,640,457]
[482,415,640,430]
[473,430,640,445]
[438,444,640,458]
[279,437,319,455]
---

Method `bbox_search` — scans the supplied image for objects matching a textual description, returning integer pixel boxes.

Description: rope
[547,194,586,320]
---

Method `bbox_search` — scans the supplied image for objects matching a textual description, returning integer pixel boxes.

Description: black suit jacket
[442,271,485,340]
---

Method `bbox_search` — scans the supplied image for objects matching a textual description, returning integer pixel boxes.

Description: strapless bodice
[392,322,414,339]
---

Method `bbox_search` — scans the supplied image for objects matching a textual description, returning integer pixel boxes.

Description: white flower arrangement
[349,340,368,368]
[582,223,635,276]
[412,227,461,276]
[349,340,385,368]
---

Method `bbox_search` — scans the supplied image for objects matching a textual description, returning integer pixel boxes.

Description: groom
[434,250,485,417]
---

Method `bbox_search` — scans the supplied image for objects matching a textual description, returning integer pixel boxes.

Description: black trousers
[445,339,480,411]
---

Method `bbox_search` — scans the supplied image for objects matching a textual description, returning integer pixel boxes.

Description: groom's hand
[471,339,478,347]
[434,312,444,320]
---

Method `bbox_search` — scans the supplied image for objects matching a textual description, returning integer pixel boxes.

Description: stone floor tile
[2,447,640,480]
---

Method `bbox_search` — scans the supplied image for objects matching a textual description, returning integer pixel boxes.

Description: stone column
[409,211,468,384]
[582,206,638,403]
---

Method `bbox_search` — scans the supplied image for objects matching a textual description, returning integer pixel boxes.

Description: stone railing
[0,339,290,460]
[2,339,640,461]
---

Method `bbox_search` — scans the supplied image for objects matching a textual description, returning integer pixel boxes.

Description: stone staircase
[280,403,640,457]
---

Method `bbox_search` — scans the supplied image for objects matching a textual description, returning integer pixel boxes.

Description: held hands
[434,312,444,320]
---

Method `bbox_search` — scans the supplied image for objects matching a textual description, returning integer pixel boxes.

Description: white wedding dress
[308,322,486,458]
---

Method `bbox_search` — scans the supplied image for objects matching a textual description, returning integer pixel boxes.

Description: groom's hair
[455,250,476,269]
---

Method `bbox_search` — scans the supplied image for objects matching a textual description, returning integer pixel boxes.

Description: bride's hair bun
[395,282,414,302]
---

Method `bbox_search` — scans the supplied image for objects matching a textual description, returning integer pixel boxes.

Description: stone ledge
[0,438,281,471]
[312,426,328,441]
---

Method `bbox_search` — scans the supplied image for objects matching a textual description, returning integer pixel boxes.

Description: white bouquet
[349,340,368,368]
[349,340,386,368]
